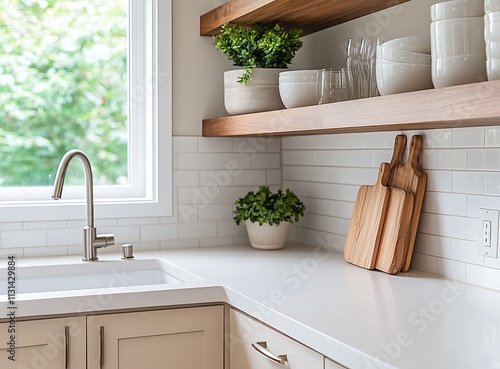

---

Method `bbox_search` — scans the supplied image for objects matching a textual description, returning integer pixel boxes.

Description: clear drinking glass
[346,38,362,100]
[317,68,348,105]
[346,37,380,99]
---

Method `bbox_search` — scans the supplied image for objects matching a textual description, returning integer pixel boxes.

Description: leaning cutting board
[375,190,414,274]
[375,135,414,274]
[344,163,391,269]
[387,135,427,272]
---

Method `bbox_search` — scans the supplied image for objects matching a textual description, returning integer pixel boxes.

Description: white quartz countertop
[1,243,499,369]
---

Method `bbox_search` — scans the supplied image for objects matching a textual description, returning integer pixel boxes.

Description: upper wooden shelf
[202,80,500,137]
[200,0,411,37]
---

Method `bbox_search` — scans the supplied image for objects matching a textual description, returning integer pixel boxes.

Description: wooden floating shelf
[200,0,411,37]
[202,80,500,137]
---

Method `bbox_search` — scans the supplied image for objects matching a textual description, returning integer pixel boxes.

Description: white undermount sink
[0,258,201,295]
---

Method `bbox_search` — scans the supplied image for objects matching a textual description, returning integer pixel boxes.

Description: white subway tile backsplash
[468,149,500,170]
[437,258,466,282]
[485,126,500,147]
[24,246,69,257]
[48,228,83,247]
[467,264,500,290]
[198,137,234,152]
[173,137,198,152]
[0,223,23,231]
[425,170,452,192]
[451,239,485,266]
[232,170,267,186]
[178,221,217,239]
[424,129,452,148]
[217,220,247,237]
[283,127,500,290]
[2,230,48,248]
[161,239,199,250]
[437,149,467,170]
[140,224,178,242]
[422,192,467,216]
[174,170,200,187]
[485,173,500,196]
[5,130,500,292]
[24,221,68,230]
[452,171,484,194]
[266,169,282,185]
[452,127,484,148]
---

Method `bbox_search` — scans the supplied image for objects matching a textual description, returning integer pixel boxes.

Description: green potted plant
[234,186,305,250]
[213,23,303,115]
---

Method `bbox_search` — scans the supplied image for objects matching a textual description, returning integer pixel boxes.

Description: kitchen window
[0,0,172,222]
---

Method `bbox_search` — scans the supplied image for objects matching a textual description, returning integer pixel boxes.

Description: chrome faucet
[52,149,114,261]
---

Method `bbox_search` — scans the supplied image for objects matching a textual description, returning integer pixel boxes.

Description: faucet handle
[122,244,134,259]
[94,233,115,249]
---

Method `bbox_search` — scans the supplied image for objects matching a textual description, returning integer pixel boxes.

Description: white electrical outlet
[477,208,499,258]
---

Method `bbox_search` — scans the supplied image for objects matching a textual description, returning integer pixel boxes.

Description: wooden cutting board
[375,135,414,274]
[375,187,414,274]
[387,135,427,272]
[344,163,391,270]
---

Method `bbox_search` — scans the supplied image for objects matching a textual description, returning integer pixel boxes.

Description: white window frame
[0,0,172,222]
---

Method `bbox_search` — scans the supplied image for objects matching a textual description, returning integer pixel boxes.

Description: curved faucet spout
[52,149,94,228]
[52,149,114,261]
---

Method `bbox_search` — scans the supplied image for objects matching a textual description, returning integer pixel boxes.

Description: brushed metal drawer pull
[251,341,288,365]
[99,326,105,369]
[64,326,69,369]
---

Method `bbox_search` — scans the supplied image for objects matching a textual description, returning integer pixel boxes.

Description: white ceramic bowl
[381,36,431,54]
[430,16,485,59]
[485,0,500,13]
[487,58,500,80]
[279,82,318,108]
[279,70,320,83]
[487,42,500,59]
[430,0,484,22]
[431,53,487,88]
[375,59,433,95]
[485,12,500,42]
[376,45,431,64]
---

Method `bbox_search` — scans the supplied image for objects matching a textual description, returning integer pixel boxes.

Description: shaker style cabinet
[0,316,86,369]
[86,305,223,369]
[229,309,323,369]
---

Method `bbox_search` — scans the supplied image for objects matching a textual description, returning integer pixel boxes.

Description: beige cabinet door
[325,357,348,369]
[87,305,223,369]
[0,316,86,369]
[229,309,323,369]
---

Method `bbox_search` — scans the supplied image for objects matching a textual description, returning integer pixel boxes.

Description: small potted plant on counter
[214,22,303,115]
[234,186,305,250]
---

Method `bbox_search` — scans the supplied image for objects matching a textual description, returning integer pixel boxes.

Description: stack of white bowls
[430,0,487,88]
[375,36,433,95]
[485,0,500,80]
[278,70,319,109]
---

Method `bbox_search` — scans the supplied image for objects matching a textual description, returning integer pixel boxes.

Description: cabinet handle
[251,341,288,365]
[99,326,104,369]
[64,326,69,369]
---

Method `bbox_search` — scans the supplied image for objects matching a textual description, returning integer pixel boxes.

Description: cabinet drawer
[229,309,323,369]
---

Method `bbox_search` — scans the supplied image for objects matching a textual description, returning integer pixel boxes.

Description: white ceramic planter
[224,68,286,115]
[245,220,291,250]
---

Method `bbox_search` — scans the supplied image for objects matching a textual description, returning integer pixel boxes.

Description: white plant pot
[245,220,291,250]
[224,68,286,115]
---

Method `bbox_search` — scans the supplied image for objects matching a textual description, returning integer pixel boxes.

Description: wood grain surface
[387,135,427,272]
[200,0,410,36]
[202,80,500,137]
[344,163,391,270]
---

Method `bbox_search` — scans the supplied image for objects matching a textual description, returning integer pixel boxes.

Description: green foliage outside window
[0,0,128,187]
